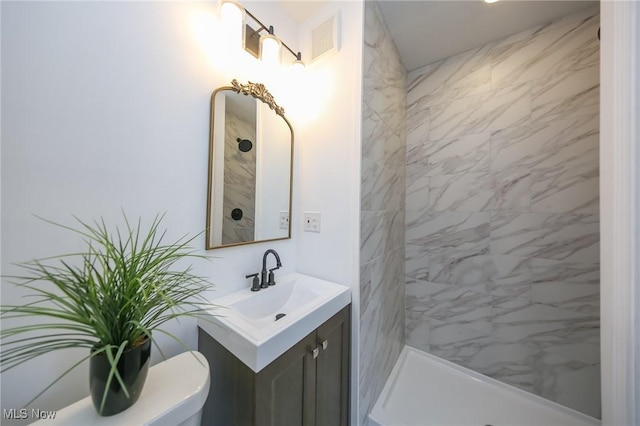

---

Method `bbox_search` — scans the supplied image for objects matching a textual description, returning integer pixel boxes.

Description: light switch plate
[279,211,290,230]
[303,212,321,232]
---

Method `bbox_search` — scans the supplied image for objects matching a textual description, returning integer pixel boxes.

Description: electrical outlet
[279,211,290,230]
[303,212,321,232]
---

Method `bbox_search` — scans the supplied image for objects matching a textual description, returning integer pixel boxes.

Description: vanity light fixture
[483,0,500,3]
[260,25,282,66]
[291,51,305,71]
[220,0,245,50]
[220,0,244,22]
[220,1,305,69]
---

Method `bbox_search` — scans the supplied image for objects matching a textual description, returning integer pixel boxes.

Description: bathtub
[369,346,600,426]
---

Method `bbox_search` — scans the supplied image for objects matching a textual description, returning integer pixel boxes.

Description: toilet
[34,351,210,426]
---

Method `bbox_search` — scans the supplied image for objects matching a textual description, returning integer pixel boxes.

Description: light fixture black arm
[244,9,303,61]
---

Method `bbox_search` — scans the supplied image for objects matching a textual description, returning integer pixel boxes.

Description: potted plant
[0,213,213,416]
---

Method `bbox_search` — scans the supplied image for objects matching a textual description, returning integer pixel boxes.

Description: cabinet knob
[311,347,319,359]
[320,339,328,350]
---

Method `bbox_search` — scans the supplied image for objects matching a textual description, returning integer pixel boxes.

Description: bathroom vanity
[198,305,350,426]
[197,273,351,426]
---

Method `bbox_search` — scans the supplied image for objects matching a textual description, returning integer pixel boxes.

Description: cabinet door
[255,331,317,426]
[315,306,350,426]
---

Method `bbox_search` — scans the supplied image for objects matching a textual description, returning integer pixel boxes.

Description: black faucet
[260,249,282,288]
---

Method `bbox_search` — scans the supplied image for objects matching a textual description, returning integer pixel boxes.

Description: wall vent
[311,13,339,62]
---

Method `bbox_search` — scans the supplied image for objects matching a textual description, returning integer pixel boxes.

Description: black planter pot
[89,337,152,416]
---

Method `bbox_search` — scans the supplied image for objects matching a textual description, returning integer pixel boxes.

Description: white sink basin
[227,276,324,323]
[198,272,351,372]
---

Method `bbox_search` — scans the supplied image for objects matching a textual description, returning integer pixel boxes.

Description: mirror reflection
[206,80,293,249]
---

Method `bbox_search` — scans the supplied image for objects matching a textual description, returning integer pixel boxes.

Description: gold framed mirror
[206,80,293,249]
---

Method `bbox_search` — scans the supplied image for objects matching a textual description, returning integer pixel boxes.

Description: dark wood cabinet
[314,306,350,426]
[198,305,350,426]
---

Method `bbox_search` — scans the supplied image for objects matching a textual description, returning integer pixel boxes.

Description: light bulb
[291,52,305,71]
[260,33,281,66]
[220,1,245,50]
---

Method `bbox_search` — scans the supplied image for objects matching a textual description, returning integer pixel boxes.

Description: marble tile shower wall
[360,1,407,424]
[404,7,600,418]
[222,110,257,244]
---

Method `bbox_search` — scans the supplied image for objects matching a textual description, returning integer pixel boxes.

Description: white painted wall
[295,2,362,306]
[0,1,304,420]
[294,3,364,425]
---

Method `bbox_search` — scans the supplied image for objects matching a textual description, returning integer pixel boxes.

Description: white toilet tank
[34,351,210,426]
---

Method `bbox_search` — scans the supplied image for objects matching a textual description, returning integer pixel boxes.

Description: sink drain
[275,313,286,321]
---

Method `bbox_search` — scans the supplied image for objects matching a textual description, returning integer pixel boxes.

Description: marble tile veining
[531,282,599,315]
[405,174,429,212]
[491,115,599,174]
[425,169,530,214]
[532,258,600,283]
[429,173,494,212]
[429,319,493,348]
[490,7,599,90]
[222,110,256,245]
[429,83,531,140]
[404,6,599,417]
[531,165,599,214]
[491,169,532,212]
[361,158,403,212]
[490,213,599,263]
[533,350,600,418]
[428,248,493,291]
[491,255,532,301]
[361,1,407,424]
[531,64,599,123]
[406,211,490,250]
[412,132,490,176]
[405,245,430,281]
[407,44,492,108]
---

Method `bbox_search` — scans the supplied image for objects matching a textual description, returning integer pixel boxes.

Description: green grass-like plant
[0,213,213,413]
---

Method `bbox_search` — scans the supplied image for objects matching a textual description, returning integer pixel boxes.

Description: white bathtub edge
[368,345,412,426]
[368,345,601,426]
